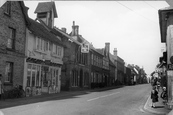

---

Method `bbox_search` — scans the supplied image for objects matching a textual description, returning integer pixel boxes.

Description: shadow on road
[0,85,124,109]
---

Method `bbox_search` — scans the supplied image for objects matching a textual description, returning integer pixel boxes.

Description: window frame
[5,61,13,83]
[7,27,15,49]
[4,1,11,16]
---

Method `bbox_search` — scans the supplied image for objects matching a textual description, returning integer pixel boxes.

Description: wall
[0,1,26,90]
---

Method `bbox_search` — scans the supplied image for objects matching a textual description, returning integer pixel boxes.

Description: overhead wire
[143,1,158,11]
[116,1,158,24]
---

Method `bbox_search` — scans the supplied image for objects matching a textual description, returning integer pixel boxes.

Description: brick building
[90,44,104,88]
[0,1,28,90]
[117,56,125,85]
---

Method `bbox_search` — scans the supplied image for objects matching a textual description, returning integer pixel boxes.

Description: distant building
[117,56,125,85]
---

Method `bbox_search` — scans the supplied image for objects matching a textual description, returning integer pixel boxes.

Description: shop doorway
[79,69,83,88]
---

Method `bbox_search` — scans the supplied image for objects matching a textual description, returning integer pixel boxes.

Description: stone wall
[0,1,26,90]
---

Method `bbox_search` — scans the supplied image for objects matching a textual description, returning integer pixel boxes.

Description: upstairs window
[52,44,62,57]
[35,37,49,53]
[37,12,47,18]
[4,1,11,16]
[7,27,15,49]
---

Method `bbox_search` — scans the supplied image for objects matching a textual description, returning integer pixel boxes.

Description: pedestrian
[160,87,167,104]
[151,86,159,108]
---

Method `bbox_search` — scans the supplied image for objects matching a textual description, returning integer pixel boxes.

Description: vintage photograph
[0,0,173,115]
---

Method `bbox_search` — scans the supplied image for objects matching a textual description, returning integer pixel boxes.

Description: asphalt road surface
[0,84,157,115]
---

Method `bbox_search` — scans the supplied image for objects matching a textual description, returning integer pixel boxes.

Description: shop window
[36,66,40,86]
[32,65,36,87]
[27,64,41,87]
[5,62,13,83]
[27,64,32,86]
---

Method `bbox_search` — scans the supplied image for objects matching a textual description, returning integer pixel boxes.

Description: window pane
[32,71,36,87]
[36,66,40,86]
[5,2,11,15]
[5,62,13,82]
[7,28,15,49]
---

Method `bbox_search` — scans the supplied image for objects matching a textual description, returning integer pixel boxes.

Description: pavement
[143,88,173,115]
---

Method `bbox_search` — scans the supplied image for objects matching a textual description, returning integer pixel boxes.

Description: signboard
[167,64,173,70]
[81,43,89,53]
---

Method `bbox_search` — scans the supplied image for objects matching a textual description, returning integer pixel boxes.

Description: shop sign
[81,43,89,53]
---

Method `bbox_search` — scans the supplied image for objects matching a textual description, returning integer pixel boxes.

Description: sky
[24,1,169,75]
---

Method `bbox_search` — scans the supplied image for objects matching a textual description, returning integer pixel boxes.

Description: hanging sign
[81,43,89,53]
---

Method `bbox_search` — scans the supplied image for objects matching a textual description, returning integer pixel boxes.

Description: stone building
[0,1,28,90]
[59,21,90,91]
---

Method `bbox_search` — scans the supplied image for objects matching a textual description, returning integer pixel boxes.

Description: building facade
[0,1,28,90]
[60,21,90,91]
[90,47,104,88]
[117,56,125,85]
[23,2,64,96]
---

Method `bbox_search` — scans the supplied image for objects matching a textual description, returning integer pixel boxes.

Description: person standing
[151,86,159,108]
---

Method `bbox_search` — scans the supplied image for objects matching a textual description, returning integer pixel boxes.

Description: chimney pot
[61,28,67,33]
[113,48,117,56]
[73,21,75,26]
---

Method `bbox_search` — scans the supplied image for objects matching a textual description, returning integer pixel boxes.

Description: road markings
[87,92,120,102]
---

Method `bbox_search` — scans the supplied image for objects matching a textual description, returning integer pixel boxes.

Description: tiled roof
[52,28,81,46]
[34,2,58,18]
[159,6,173,11]
[19,1,31,26]
[27,18,65,47]
[109,53,116,67]
[78,35,103,55]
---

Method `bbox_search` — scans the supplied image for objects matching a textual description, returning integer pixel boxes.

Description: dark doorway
[79,69,83,87]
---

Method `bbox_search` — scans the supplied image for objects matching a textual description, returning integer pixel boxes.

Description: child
[151,86,158,108]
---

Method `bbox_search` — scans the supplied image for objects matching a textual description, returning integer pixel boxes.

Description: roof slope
[27,18,64,47]
[109,53,116,67]
[34,2,58,18]
[52,27,81,46]
[77,35,103,55]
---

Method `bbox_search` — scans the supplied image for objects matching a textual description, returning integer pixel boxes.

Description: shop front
[24,58,61,96]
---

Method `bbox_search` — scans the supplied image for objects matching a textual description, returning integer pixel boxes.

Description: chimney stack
[72,21,79,36]
[113,48,117,56]
[61,28,67,33]
[105,42,110,56]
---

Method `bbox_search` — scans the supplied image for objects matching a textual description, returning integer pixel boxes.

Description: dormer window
[37,12,47,18]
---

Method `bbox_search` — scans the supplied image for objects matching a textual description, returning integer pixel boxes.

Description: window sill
[51,53,61,58]
[6,48,15,52]
[4,12,11,17]
[34,49,47,55]
[4,82,13,86]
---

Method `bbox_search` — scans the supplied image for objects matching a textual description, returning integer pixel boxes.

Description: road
[0,84,156,115]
